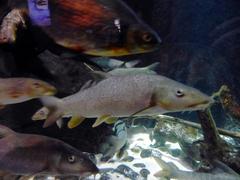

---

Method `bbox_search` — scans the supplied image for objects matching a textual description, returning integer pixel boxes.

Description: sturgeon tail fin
[153,157,179,179]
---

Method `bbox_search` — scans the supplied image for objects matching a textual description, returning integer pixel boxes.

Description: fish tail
[39,96,64,128]
[153,157,178,178]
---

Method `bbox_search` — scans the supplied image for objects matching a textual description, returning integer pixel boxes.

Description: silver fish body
[62,74,212,117]
[33,74,213,127]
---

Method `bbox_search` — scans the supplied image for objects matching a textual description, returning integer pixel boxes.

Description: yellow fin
[105,117,118,124]
[92,115,111,128]
[67,116,86,129]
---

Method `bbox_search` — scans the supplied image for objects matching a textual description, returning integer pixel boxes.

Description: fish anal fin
[105,117,118,124]
[92,115,112,128]
[67,116,86,129]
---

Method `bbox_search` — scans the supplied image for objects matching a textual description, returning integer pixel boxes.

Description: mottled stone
[133,163,146,168]
[115,164,139,179]
[140,169,150,178]
[122,156,135,162]
[140,149,152,158]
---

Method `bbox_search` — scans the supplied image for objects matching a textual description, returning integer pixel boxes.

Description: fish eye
[142,33,153,42]
[175,89,185,97]
[67,155,76,163]
[33,82,41,88]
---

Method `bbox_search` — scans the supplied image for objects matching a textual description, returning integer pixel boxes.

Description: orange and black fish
[0,0,161,56]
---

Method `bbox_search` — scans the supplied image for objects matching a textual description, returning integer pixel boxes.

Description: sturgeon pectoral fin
[92,115,112,128]
[105,117,118,124]
[67,116,86,129]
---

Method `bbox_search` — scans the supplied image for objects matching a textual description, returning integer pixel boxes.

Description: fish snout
[188,93,214,110]
[43,85,57,96]
[82,162,99,176]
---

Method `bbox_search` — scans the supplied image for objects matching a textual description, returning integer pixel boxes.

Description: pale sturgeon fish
[32,74,213,128]
[0,78,56,108]
[154,157,240,180]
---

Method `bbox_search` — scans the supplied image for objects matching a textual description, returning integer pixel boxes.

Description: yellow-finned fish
[0,78,56,108]
[32,74,213,129]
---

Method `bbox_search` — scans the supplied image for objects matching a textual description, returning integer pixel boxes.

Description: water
[0,0,240,179]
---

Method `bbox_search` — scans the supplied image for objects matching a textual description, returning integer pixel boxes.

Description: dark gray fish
[0,125,98,177]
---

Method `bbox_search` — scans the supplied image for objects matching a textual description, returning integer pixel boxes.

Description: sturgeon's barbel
[32,74,214,128]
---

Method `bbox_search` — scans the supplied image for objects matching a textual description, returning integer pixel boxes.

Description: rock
[133,163,146,168]
[139,169,150,178]
[140,149,152,158]
[115,164,139,180]
[122,156,135,162]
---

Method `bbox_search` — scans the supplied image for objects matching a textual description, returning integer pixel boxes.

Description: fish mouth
[80,168,99,177]
[187,99,213,110]
[44,87,57,96]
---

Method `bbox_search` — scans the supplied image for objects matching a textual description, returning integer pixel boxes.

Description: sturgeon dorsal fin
[0,125,14,138]
[79,80,97,91]
[91,71,112,80]
[146,62,160,71]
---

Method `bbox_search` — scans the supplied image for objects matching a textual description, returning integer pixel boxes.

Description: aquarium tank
[0,0,239,179]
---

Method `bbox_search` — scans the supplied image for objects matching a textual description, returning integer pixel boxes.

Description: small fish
[0,124,98,176]
[32,74,213,128]
[0,78,56,108]
[99,120,128,160]
[90,57,140,71]
[154,157,240,180]
[1,0,161,56]
[108,62,159,76]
